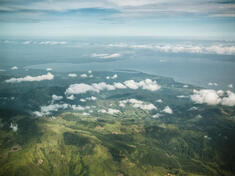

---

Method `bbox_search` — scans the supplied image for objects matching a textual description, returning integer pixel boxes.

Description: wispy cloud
[91,53,121,59]
[109,43,235,55]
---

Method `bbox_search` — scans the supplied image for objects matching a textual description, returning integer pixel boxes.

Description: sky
[0,0,235,38]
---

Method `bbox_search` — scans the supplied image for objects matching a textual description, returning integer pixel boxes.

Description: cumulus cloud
[124,79,160,91]
[68,73,77,77]
[114,82,126,89]
[208,82,218,86]
[46,68,53,71]
[119,99,157,111]
[82,112,90,116]
[39,41,67,45]
[191,89,221,105]
[81,74,88,78]
[66,95,75,100]
[65,79,160,95]
[22,41,31,45]
[162,106,173,114]
[80,98,86,102]
[177,95,189,98]
[33,103,70,117]
[228,84,233,88]
[221,91,235,106]
[65,83,98,94]
[11,66,18,70]
[71,105,85,111]
[156,99,163,103]
[98,108,120,115]
[191,89,235,106]
[52,94,63,102]
[188,106,199,111]
[88,70,92,74]
[183,85,189,88]
[5,72,54,83]
[111,74,118,79]
[152,113,161,118]
[86,96,97,101]
[91,53,121,59]
[10,123,18,132]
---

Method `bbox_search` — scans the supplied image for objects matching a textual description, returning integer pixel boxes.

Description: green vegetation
[0,71,235,175]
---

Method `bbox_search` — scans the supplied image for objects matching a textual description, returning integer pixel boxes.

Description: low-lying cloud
[108,43,235,56]
[65,79,160,95]
[5,72,54,83]
[91,53,121,59]
[191,89,235,106]
[68,73,77,77]
[119,99,157,111]
[33,103,70,117]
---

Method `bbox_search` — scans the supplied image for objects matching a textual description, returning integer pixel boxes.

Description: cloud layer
[109,43,235,56]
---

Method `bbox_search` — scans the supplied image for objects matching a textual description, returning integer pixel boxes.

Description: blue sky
[0,0,235,38]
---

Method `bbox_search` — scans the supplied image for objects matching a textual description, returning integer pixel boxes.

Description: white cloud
[11,66,18,70]
[80,98,86,102]
[91,53,121,59]
[34,103,70,117]
[52,94,63,101]
[71,105,85,111]
[5,72,54,83]
[228,84,233,88]
[183,85,189,88]
[177,95,188,98]
[156,99,163,103]
[221,91,235,106]
[65,79,160,95]
[114,82,126,89]
[124,79,160,91]
[191,89,235,106]
[152,113,161,118]
[88,70,92,74]
[68,73,77,77]
[81,74,88,78]
[92,82,116,91]
[119,99,157,111]
[98,108,120,115]
[208,82,218,86]
[89,74,94,78]
[124,80,139,89]
[86,96,97,101]
[39,41,67,45]
[109,43,235,56]
[188,106,199,111]
[82,112,90,116]
[191,89,221,105]
[65,83,98,94]
[0,69,5,72]
[162,106,173,114]
[106,76,110,80]
[111,74,118,79]
[22,41,31,45]
[66,95,75,100]
[10,123,18,132]
[46,68,53,71]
